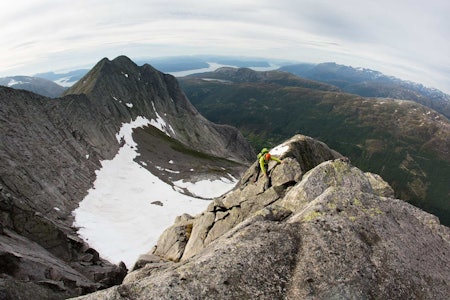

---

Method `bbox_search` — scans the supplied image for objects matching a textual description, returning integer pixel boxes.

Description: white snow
[174,175,238,199]
[115,116,150,145]
[73,117,236,268]
[156,166,180,174]
[150,102,175,136]
[7,79,23,86]
[126,103,133,108]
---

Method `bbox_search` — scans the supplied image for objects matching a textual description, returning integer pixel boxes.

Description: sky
[73,116,238,268]
[1,0,449,93]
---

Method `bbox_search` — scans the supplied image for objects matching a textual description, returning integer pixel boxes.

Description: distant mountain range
[280,62,450,119]
[0,75,66,98]
[2,57,449,119]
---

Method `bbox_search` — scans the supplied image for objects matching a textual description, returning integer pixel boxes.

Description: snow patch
[73,117,212,268]
[174,176,238,199]
[115,116,150,146]
[150,102,175,136]
[7,79,24,86]
[156,166,180,174]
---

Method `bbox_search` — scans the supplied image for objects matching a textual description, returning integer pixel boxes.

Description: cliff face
[74,135,450,300]
[0,87,127,299]
[0,56,254,299]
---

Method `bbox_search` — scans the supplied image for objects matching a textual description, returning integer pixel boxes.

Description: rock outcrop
[73,135,450,299]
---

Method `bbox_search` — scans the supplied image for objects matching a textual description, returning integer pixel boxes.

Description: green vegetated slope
[179,75,450,226]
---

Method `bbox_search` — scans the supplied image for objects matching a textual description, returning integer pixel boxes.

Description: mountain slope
[0,56,254,298]
[75,135,450,300]
[64,56,254,164]
[0,75,66,97]
[280,62,450,119]
[179,68,450,226]
[0,86,127,298]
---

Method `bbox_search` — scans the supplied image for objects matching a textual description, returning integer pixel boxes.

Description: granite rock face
[73,135,450,299]
[0,56,254,298]
[0,87,127,299]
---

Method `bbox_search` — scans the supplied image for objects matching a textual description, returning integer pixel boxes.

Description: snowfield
[73,116,237,268]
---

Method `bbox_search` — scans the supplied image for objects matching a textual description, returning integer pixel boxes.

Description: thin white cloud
[1,0,449,93]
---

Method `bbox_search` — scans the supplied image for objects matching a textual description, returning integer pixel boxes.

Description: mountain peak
[111,55,135,65]
[0,56,256,298]
[63,56,255,163]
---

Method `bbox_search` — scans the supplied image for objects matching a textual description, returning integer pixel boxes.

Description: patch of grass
[303,211,323,222]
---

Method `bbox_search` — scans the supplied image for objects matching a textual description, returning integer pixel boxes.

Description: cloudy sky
[1,0,449,93]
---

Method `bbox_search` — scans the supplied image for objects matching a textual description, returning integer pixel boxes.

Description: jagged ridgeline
[179,67,450,226]
[63,56,254,164]
[74,135,450,300]
[0,56,254,299]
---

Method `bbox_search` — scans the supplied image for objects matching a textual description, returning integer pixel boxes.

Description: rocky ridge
[0,56,254,298]
[74,135,450,300]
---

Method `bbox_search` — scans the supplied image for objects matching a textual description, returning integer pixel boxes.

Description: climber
[253,148,283,182]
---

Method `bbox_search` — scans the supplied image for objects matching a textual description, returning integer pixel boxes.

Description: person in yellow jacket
[254,148,283,182]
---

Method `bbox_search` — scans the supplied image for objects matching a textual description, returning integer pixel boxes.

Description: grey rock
[159,135,343,261]
[1,56,253,298]
[152,215,195,262]
[74,136,450,300]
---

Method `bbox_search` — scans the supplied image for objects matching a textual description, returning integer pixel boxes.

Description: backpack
[257,148,269,159]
